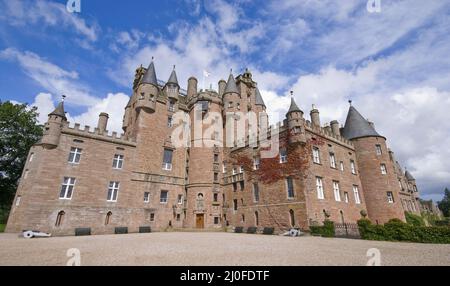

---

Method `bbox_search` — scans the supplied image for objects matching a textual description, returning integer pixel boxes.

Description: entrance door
[196,214,204,229]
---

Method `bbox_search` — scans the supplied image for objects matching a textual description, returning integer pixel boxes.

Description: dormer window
[168,99,175,112]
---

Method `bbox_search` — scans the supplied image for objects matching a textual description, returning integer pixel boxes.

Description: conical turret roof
[405,170,415,181]
[141,60,158,86]
[49,101,66,120]
[255,88,266,107]
[342,106,382,140]
[167,68,179,86]
[224,73,239,95]
[287,97,302,114]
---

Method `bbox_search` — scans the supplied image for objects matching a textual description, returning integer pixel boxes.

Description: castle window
[294,126,301,134]
[237,103,240,110]
[313,147,321,164]
[286,177,295,199]
[222,164,227,173]
[68,147,82,164]
[353,185,361,204]
[376,144,382,155]
[253,183,260,202]
[105,211,112,225]
[344,192,349,203]
[350,160,356,174]
[240,181,244,191]
[107,181,120,202]
[214,154,219,163]
[316,177,324,200]
[160,190,168,203]
[176,214,181,221]
[55,211,65,227]
[144,192,150,203]
[213,193,218,202]
[178,194,183,204]
[239,166,244,173]
[162,149,173,170]
[214,172,219,182]
[59,177,76,200]
[241,214,245,223]
[380,164,387,175]
[280,149,288,163]
[233,182,237,192]
[387,192,394,203]
[113,154,124,169]
[232,167,237,175]
[150,213,155,222]
[168,99,175,112]
[289,209,295,227]
[233,199,238,212]
[340,161,344,171]
[333,181,341,202]
[255,211,259,226]
[329,153,336,168]
[15,195,21,207]
[214,217,219,224]
[253,157,260,170]
[167,116,173,127]
[29,153,34,162]
[228,101,233,108]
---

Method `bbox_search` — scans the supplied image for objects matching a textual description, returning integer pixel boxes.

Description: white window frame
[253,157,260,170]
[222,164,227,173]
[68,147,82,164]
[340,161,344,172]
[113,154,124,169]
[353,185,361,204]
[160,190,168,204]
[387,191,394,203]
[350,160,356,174]
[313,148,321,164]
[333,181,341,202]
[316,177,324,200]
[344,192,349,203]
[330,153,336,168]
[286,177,295,199]
[162,149,173,171]
[232,167,237,175]
[144,192,150,203]
[168,99,175,112]
[177,194,183,204]
[239,166,244,173]
[380,164,387,175]
[280,149,288,164]
[107,181,120,202]
[59,177,76,200]
[167,116,173,128]
[376,144,382,155]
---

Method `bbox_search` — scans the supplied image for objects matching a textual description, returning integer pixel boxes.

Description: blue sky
[0,0,449,201]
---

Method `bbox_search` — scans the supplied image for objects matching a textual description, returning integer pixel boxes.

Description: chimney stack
[187,77,198,98]
[330,120,340,136]
[97,112,109,134]
[218,79,226,97]
[310,105,321,127]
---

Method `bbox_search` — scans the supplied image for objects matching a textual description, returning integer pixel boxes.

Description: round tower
[164,66,179,102]
[135,60,158,113]
[41,99,66,149]
[342,104,406,223]
[310,105,321,128]
[286,92,306,144]
[185,89,223,229]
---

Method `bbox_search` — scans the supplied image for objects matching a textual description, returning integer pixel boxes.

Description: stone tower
[342,104,406,224]
[286,95,306,144]
[41,100,66,149]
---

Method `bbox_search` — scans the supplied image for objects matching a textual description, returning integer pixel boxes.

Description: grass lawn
[0,224,5,233]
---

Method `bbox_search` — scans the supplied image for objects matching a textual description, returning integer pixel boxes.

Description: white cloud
[0,48,99,107]
[0,0,98,43]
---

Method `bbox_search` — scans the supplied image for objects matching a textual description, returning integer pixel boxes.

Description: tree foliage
[0,101,43,220]
[437,188,450,217]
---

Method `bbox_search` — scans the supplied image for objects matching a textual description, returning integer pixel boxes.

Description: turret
[342,103,405,223]
[223,71,240,112]
[164,66,179,101]
[135,59,158,113]
[310,105,321,128]
[122,97,131,132]
[41,98,67,149]
[286,92,306,144]
[97,112,109,134]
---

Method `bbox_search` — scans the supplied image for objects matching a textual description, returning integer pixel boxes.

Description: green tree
[437,188,450,217]
[0,101,43,222]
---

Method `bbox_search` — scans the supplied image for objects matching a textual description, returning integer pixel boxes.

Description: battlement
[62,121,137,147]
[304,120,354,148]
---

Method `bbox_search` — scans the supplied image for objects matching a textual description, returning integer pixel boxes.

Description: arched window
[289,209,295,227]
[55,211,65,227]
[105,211,112,225]
[340,210,345,224]
[254,211,259,226]
[241,214,245,223]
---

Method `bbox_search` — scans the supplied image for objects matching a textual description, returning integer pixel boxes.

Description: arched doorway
[55,211,65,227]
[289,209,295,227]
[105,211,112,225]
[254,211,259,226]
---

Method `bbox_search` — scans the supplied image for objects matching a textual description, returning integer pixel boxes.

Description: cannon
[23,230,52,239]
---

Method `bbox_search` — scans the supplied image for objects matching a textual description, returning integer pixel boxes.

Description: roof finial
[348,99,352,106]
[173,65,176,70]
[230,68,233,74]
[290,90,294,98]
[312,104,316,110]
[151,56,154,61]
[61,95,66,102]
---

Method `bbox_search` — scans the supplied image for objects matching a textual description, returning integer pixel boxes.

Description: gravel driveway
[0,232,448,266]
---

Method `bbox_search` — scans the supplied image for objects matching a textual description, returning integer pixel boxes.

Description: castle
[5,60,422,235]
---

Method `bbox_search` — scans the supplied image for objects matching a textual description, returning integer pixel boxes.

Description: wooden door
[196,214,204,229]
